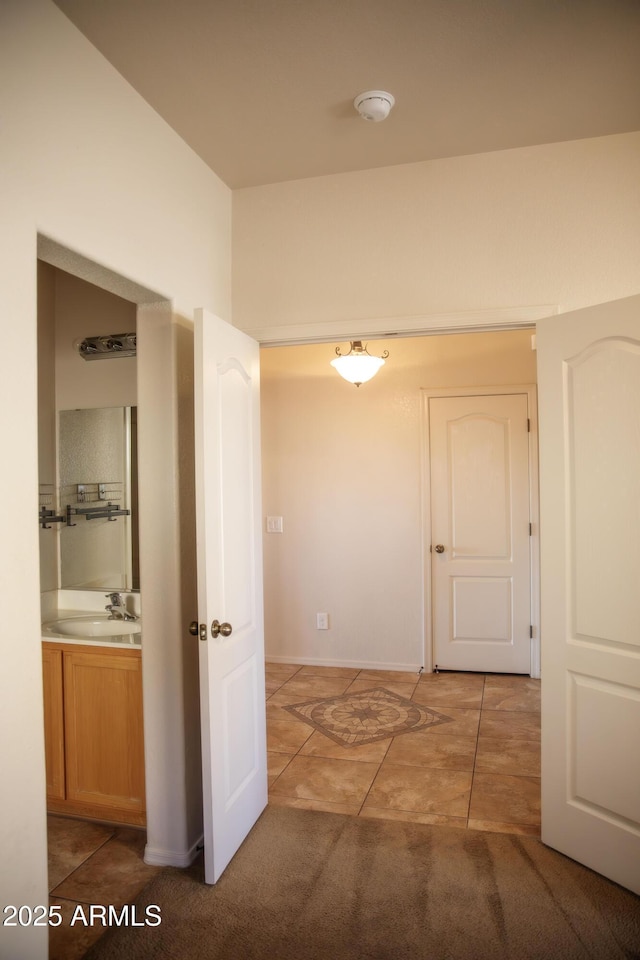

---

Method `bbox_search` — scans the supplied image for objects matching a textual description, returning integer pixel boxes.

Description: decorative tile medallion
[284,687,452,746]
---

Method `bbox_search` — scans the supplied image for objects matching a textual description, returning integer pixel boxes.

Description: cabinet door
[42,648,65,801]
[63,650,145,817]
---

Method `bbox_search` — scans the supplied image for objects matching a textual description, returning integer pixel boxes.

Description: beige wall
[37,266,138,593]
[55,270,137,593]
[38,262,58,592]
[54,274,137,590]
[234,132,640,335]
[261,329,536,669]
[1,4,230,955]
[54,269,137,410]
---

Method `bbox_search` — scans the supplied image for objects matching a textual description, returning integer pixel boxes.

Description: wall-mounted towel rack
[66,502,131,525]
[39,507,65,529]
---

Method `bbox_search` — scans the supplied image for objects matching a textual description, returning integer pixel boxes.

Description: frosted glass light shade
[331,353,385,385]
[330,341,388,387]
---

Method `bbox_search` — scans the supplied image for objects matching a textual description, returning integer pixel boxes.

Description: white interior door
[430,392,532,674]
[537,295,640,894]
[194,308,267,885]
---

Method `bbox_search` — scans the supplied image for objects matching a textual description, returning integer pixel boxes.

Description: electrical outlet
[316,612,329,630]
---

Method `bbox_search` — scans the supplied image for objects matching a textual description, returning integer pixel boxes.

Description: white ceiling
[53,0,640,189]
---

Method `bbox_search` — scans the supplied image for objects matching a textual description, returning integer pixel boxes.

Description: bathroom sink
[45,616,141,638]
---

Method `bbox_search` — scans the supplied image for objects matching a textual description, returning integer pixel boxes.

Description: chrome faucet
[105,592,137,621]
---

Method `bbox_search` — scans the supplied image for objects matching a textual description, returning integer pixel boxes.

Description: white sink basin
[45,616,141,638]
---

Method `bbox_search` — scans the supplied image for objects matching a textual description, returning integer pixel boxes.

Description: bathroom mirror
[58,406,139,591]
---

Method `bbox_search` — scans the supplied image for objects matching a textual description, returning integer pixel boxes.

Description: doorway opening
[258,328,540,678]
[423,384,539,677]
[35,236,200,881]
[37,261,147,877]
[259,329,542,836]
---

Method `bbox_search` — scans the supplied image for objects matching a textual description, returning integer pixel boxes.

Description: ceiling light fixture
[353,90,395,122]
[331,341,389,387]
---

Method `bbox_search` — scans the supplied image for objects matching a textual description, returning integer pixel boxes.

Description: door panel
[567,339,640,647]
[218,359,255,630]
[63,650,145,815]
[537,295,640,894]
[430,393,531,673]
[452,577,512,642]
[194,310,267,885]
[449,414,512,559]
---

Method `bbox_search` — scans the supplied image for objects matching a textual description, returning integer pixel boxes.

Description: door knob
[211,619,233,639]
[189,621,208,641]
[434,544,445,554]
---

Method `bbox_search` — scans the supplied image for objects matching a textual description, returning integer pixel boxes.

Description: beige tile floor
[46,816,161,960]
[267,664,541,836]
[47,665,540,957]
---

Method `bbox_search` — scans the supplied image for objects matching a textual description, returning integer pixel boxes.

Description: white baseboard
[144,835,203,868]
[265,654,423,674]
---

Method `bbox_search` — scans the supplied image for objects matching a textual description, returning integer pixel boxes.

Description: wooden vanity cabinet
[42,643,145,826]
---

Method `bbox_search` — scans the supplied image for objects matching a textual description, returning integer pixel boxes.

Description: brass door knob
[211,620,233,639]
[434,544,445,554]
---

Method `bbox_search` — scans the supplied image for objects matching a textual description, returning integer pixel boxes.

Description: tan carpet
[86,805,640,960]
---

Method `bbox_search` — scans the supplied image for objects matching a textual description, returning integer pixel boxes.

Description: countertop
[42,610,142,648]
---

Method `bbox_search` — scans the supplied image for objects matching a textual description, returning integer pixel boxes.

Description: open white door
[193,309,267,884]
[537,295,640,894]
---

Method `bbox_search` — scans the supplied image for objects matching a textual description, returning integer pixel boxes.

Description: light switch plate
[266,516,283,534]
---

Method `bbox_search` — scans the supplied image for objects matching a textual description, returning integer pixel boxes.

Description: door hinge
[529,522,532,536]
[530,625,533,639]
[527,418,531,432]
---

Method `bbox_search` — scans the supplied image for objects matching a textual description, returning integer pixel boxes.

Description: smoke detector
[354,90,395,122]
